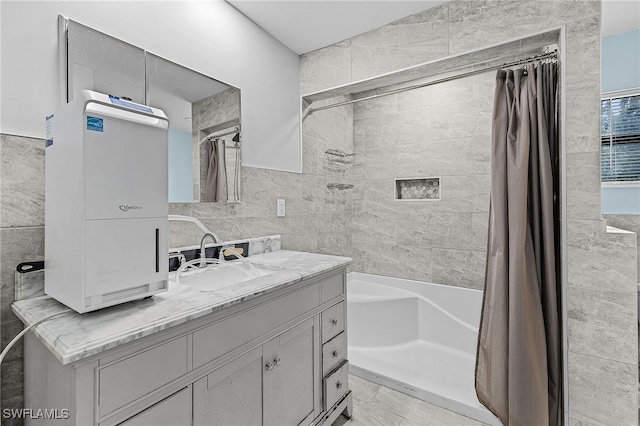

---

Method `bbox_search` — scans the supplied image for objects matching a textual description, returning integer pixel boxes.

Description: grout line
[567,349,637,368]
[566,283,636,296]
[0,225,45,231]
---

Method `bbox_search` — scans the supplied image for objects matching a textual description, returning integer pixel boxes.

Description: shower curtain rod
[307,50,558,114]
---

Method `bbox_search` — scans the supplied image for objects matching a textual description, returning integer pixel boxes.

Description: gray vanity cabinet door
[193,346,263,426]
[263,318,317,426]
[118,387,191,426]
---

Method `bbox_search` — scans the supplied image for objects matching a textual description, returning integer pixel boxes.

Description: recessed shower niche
[394,177,440,201]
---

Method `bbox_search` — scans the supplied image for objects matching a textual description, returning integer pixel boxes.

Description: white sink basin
[175,262,275,292]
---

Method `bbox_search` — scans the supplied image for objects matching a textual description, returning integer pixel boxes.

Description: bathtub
[347,272,500,425]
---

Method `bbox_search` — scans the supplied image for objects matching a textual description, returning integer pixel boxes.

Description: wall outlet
[277,199,286,217]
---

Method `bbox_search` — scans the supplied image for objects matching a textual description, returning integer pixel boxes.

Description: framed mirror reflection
[61,17,242,204]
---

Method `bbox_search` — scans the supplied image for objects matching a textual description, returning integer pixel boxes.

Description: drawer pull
[266,357,281,371]
[330,319,338,326]
[336,381,343,390]
[331,350,338,358]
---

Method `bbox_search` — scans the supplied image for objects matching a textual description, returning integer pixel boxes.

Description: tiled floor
[333,375,488,426]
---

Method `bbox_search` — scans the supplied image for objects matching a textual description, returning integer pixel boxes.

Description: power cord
[0,310,71,365]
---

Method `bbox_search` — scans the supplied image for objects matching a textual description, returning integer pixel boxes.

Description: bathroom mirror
[62,17,242,203]
[146,54,241,203]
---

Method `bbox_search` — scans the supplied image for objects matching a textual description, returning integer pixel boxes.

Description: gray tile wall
[604,214,640,277]
[168,161,353,257]
[300,0,638,423]
[0,134,46,425]
[348,74,492,289]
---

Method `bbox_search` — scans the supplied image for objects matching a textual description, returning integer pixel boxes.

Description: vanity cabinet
[23,267,351,426]
[119,387,192,426]
[193,347,263,425]
[262,318,317,426]
[193,318,318,426]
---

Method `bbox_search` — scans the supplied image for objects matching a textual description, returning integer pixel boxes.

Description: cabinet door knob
[330,319,338,326]
[274,357,281,366]
[265,362,274,371]
[331,350,338,358]
[336,381,343,389]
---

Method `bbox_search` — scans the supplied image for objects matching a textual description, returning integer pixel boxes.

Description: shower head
[232,133,240,143]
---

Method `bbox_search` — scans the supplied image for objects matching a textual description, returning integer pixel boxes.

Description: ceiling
[226,1,447,54]
[226,0,640,55]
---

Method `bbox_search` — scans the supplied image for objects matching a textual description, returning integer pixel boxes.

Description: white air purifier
[45,90,169,313]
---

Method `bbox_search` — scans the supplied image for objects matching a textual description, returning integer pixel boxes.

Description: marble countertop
[12,250,351,365]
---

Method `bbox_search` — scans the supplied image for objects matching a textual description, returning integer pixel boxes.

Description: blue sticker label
[87,116,104,132]
[45,114,54,146]
[108,95,153,114]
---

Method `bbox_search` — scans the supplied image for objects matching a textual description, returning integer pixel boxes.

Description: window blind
[601,94,640,182]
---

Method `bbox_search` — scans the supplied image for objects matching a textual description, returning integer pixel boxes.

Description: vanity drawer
[119,386,191,426]
[193,282,321,368]
[322,332,346,376]
[321,302,344,343]
[321,273,344,303]
[99,336,188,417]
[324,361,349,410]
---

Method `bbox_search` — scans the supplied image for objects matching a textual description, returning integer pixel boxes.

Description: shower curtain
[205,138,228,202]
[475,62,560,426]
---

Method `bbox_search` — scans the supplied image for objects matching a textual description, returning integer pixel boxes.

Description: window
[601,93,640,182]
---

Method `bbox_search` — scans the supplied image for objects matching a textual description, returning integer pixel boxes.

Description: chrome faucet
[200,232,220,267]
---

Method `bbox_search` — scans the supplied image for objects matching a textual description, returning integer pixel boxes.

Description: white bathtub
[347,272,500,425]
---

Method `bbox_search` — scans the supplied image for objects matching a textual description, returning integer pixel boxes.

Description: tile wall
[348,74,493,289]
[604,214,640,276]
[299,0,638,424]
[0,134,46,423]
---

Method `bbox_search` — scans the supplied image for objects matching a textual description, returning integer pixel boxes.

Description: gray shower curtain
[475,62,560,426]
[205,138,228,202]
